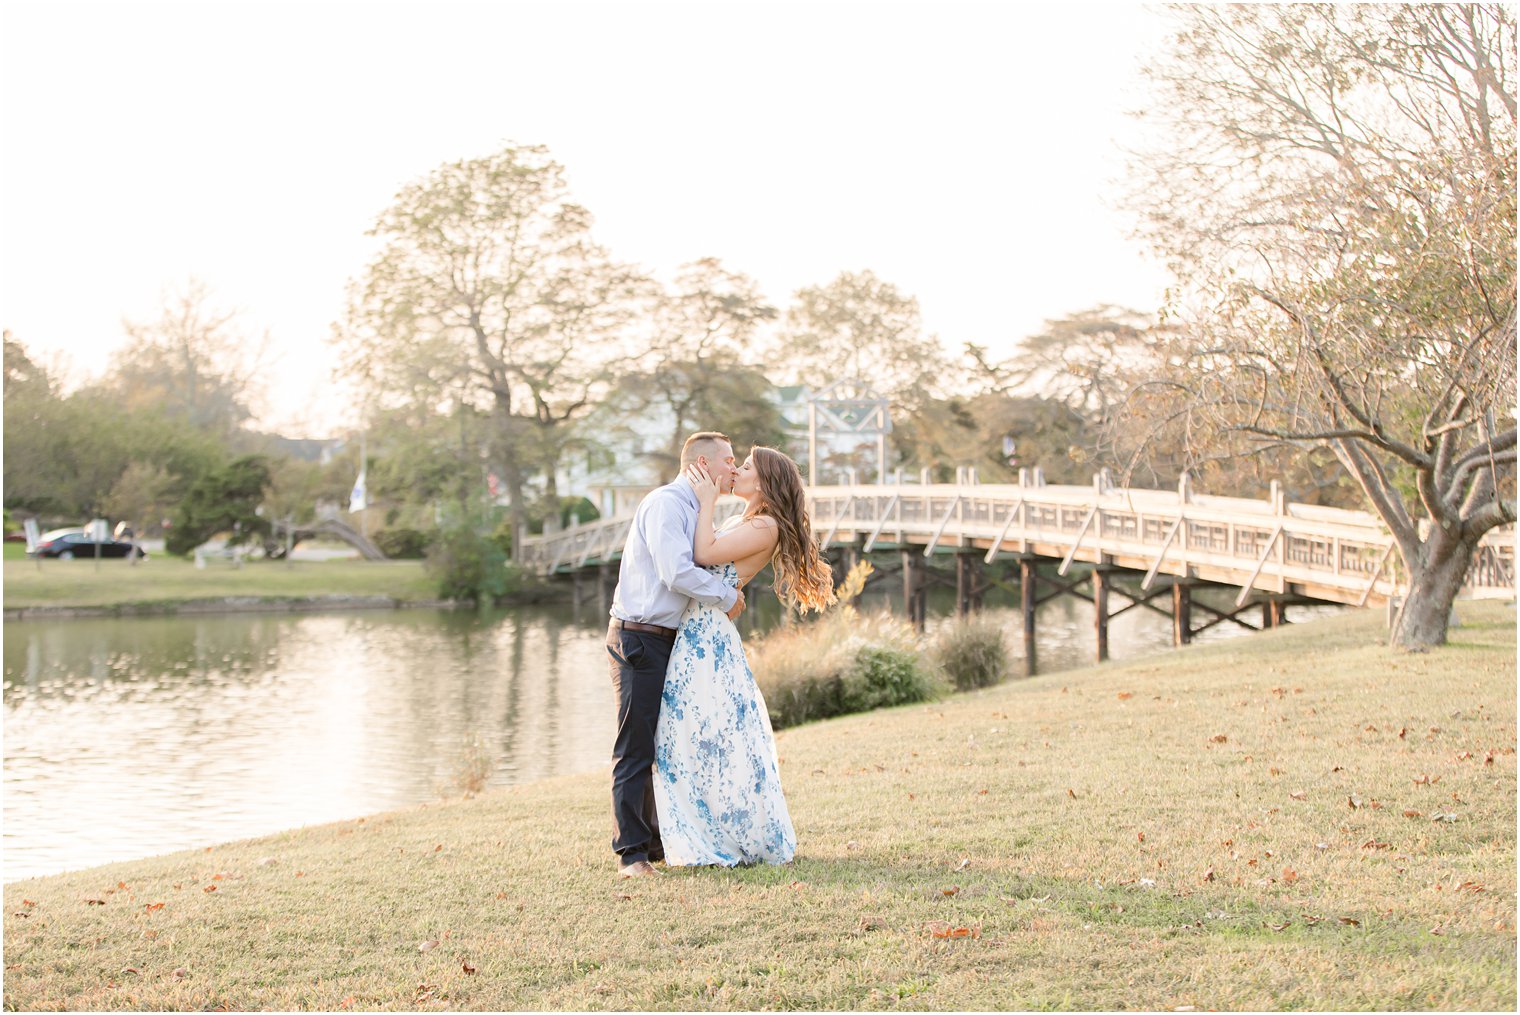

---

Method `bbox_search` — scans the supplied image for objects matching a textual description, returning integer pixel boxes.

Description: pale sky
[1,0,1171,438]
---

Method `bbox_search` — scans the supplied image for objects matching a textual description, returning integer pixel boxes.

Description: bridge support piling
[1172,581,1193,646]
[956,550,983,615]
[1262,598,1286,629]
[1093,567,1111,662]
[599,562,617,614]
[902,550,926,631]
[1019,557,1038,676]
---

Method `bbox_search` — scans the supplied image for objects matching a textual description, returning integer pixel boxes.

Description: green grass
[3,602,1514,1010]
[3,556,440,611]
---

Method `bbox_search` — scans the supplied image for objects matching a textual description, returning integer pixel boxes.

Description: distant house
[553,377,897,519]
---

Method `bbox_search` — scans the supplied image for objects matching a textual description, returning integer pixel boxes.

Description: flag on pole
[349,464,367,513]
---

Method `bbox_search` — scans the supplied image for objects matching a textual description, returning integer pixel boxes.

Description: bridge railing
[518,479,1514,605]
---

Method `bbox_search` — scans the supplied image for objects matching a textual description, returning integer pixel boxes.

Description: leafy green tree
[336,144,644,543]
[606,258,783,480]
[1125,4,1516,647]
[773,270,945,408]
[167,455,273,555]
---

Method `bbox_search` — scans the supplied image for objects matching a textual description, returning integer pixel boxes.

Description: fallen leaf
[1338,917,1360,927]
[1210,734,1228,743]
[461,960,477,975]
[21,900,35,909]
[1290,791,1307,800]
[1429,923,1445,936]
[1347,795,1363,809]
[941,886,961,896]
[338,998,355,1011]
[1066,788,1078,799]
[612,892,632,901]
[858,915,887,930]
[1202,869,1216,883]
[845,840,861,851]
[1266,921,1290,931]
[1398,727,1407,739]
[172,968,188,979]
[202,885,217,893]
[144,903,164,912]
[929,924,979,939]
[1282,868,1299,883]
[1364,724,1378,732]
[1432,812,1459,822]
[1137,831,1145,843]
[85,898,106,906]
[1403,809,1423,818]
[1117,692,1133,700]
[418,939,439,953]
[120,967,140,975]
[1456,751,1472,760]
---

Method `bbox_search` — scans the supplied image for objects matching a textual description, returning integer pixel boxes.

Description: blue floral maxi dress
[653,562,797,866]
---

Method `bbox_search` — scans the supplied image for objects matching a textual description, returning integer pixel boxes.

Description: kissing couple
[605,432,836,877]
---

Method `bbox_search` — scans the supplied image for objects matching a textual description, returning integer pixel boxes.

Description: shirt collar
[667,477,698,509]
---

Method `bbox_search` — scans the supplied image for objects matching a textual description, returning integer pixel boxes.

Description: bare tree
[1125,4,1516,648]
[108,280,269,434]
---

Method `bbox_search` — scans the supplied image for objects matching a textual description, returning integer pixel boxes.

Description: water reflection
[3,579,1342,882]
[3,609,619,883]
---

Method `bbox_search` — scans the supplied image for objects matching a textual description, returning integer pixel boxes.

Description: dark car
[29,528,146,560]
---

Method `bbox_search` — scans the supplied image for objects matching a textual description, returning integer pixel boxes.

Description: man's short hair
[680,431,732,468]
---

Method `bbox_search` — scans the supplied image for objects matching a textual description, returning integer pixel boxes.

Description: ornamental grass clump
[930,613,1012,691]
[749,563,943,728]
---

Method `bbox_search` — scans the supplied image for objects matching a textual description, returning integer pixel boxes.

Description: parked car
[29,528,146,559]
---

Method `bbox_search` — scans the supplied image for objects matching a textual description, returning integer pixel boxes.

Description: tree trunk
[1390,532,1478,649]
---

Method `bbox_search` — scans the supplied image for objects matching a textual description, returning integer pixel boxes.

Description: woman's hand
[684,462,720,510]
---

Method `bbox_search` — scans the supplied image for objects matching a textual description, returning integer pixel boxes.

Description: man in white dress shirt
[606,431,745,878]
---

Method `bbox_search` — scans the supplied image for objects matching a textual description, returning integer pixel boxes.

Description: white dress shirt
[609,479,737,628]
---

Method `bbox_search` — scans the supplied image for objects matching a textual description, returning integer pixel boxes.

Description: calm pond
[2,581,1340,882]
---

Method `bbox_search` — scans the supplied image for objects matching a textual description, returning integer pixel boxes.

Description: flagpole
[359,432,368,541]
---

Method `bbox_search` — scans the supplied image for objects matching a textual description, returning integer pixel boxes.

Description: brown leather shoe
[618,860,662,878]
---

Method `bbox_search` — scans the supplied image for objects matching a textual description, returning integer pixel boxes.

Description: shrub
[374,527,430,559]
[930,614,1012,691]
[749,606,942,729]
[425,524,519,604]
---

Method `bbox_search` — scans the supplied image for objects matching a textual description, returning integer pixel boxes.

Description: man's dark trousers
[606,624,675,864]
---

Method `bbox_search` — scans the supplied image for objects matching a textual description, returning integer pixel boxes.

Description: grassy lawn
[3,602,1514,1011]
[2,555,439,611]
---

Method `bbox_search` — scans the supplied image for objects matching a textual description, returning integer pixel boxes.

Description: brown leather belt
[612,619,678,640]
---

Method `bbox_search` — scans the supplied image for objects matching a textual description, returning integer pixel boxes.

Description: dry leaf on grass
[418,939,439,953]
[941,886,961,896]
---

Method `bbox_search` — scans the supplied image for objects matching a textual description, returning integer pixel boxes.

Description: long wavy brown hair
[747,446,837,614]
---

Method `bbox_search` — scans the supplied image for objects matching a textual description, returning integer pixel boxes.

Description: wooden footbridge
[520,471,1514,666]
